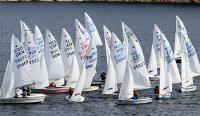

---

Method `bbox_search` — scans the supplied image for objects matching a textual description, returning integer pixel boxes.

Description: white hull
[101,93,118,98]
[0,93,46,104]
[83,86,99,92]
[181,85,196,93]
[66,95,85,103]
[149,75,160,81]
[159,93,171,99]
[117,97,152,105]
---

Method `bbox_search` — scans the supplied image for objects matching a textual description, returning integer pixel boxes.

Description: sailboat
[83,34,99,92]
[60,28,80,88]
[117,61,152,105]
[24,31,45,89]
[174,15,200,67]
[179,31,197,92]
[33,25,49,88]
[30,26,50,92]
[175,16,200,77]
[42,29,69,93]
[60,28,75,80]
[66,62,86,103]
[75,19,90,71]
[148,25,162,80]
[102,27,118,96]
[0,36,45,104]
[159,33,175,99]
[110,32,127,84]
[148,25,181,83]
[122,22,151,89]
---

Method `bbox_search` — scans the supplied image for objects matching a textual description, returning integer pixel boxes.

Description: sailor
[134,91,140,99]
[49,82,56,88]
[130,95,136,100]
[22,86,28,98]
[100,72,106,82]
[14,88,21,98]
[27,85,31,96]
[68,87,73,98]
[154,86,159,99]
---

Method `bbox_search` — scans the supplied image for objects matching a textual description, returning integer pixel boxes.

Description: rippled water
[0,2,200,116]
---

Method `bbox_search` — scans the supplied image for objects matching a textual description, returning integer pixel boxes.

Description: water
[0,2,200,116]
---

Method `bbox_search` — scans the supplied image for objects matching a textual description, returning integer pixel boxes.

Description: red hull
[41,87,69,94]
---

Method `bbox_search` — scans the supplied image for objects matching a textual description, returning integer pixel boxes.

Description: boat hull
[101,93,118,98]
[83,86,99,92]
[181,85,196,92]
[39,87,69,94]
[0,93,46,104]
[91,81,104,87]
[159,93,171,99]
[66,95,85,103]
[117,97,152,105]
[149,75,160,81]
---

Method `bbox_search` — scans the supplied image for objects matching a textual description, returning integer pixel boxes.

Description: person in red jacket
[154,86,159,99]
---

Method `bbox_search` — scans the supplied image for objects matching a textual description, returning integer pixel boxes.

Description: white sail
[180,32,194,87]
[111,33,127,83]
[176,16,200,77]
[0,61,15,98]
[75,29,88,70]
[33,25,45,58]
[148,45,157,77]
[174,33,181,59]
[84,37,98,89]
[103,25,112,65]
[176,16,188,38]
[11,35,34,88]
[175,15,189,59]
[70,62,86,101]
[163,33,181,84]
[24,33,43,85]
[60,28,75,79]
[66,54,80,88]
[33,25,49,88]
[44,30,65,85]
[159,33,173,96]
[119,62,133,100]
[149,25,181,84]
[103,44,117,94]
[20,20,33,44]
[75,19,91,44]
[39,56,49,88]
[128,36,151,90]
[84,12,102,46]
[122,23,150,89]
[122,22,129,55]
[148,24,162,75]
[152,24,162,68]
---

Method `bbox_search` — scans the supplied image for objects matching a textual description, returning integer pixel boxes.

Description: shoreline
[0,0,200,3]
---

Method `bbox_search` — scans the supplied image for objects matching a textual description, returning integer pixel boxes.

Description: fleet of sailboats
[0,14,200,104]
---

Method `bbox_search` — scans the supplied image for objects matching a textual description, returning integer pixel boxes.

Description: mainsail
[44,30,65,85]
[85,12,102,46]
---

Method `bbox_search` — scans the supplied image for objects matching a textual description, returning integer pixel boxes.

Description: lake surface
[0,2,200,116]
